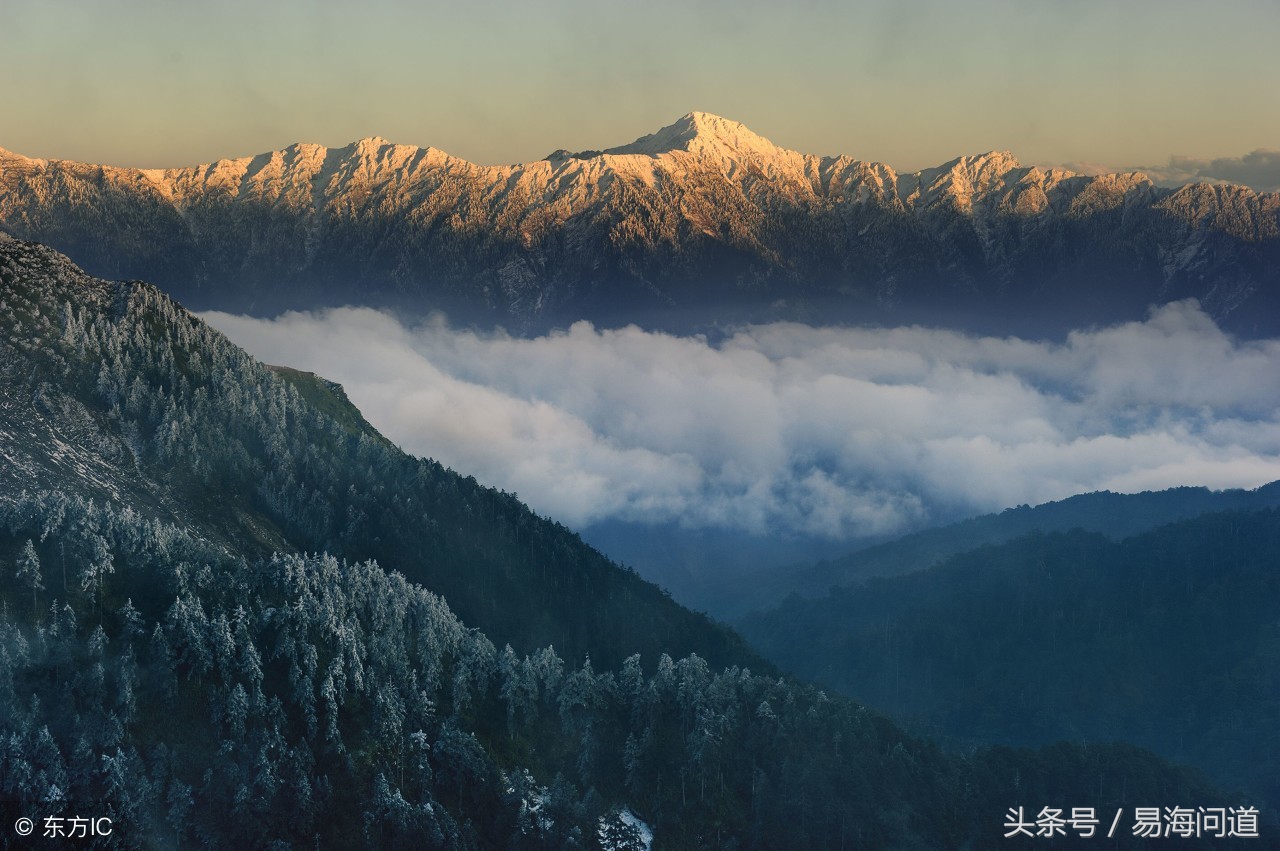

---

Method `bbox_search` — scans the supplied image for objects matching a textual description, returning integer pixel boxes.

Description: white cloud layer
[202,301,1280,541]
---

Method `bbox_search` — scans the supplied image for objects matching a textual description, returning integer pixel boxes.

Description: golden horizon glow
[2,0,1277,182]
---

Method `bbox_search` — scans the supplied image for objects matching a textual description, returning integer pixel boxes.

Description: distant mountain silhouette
[714,483,1280,619]
[740,508,1280,806]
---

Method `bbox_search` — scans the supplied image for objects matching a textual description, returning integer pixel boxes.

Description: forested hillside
[0,234,1256,847]
[740,511,1280,807]
[0,232,754,673]
[0,492,1233,848]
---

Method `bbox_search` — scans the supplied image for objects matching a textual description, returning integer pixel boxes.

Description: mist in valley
[203,298,1280,607]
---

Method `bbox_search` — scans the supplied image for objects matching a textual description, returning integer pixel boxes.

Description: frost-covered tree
[598,808,647,851]
[14,539,43,617]
[78,533,114,619]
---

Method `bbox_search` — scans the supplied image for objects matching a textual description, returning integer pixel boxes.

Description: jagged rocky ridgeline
[2,113,1277,335]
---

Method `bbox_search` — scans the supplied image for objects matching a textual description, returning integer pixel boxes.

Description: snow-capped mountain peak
[1,115,1276,336]
[606,111,789,160]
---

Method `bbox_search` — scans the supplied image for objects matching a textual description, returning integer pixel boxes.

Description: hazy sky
[2,0,1277,173]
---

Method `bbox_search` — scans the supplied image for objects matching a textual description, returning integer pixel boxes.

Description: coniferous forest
[0,233,1270,849]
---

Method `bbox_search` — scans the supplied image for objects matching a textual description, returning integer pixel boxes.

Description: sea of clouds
[202,300,1280,542]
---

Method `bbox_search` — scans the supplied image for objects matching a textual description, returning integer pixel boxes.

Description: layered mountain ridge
[2,113,1278,334]
[739,508,1280,805]
[2,232,1244,848]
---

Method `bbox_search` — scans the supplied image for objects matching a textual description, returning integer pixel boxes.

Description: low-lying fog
[203,300,1280,599]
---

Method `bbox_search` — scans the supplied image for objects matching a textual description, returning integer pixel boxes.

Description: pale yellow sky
[2,0,1277,179]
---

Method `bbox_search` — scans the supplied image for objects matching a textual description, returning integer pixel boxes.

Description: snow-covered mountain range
[2,112,1277,333]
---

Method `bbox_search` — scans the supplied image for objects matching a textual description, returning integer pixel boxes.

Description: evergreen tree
[14,538,43,618]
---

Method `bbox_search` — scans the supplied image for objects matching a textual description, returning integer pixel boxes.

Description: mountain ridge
[0,118,1216,211]
[713,481,1280,619]
[739,508,1280,805]
[4,114,1256,203]
[1,113,1257,194]
[0,231,762,672]
[2,112,1278,334]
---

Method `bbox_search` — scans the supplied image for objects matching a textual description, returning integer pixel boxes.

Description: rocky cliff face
[2,112,1278,334]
